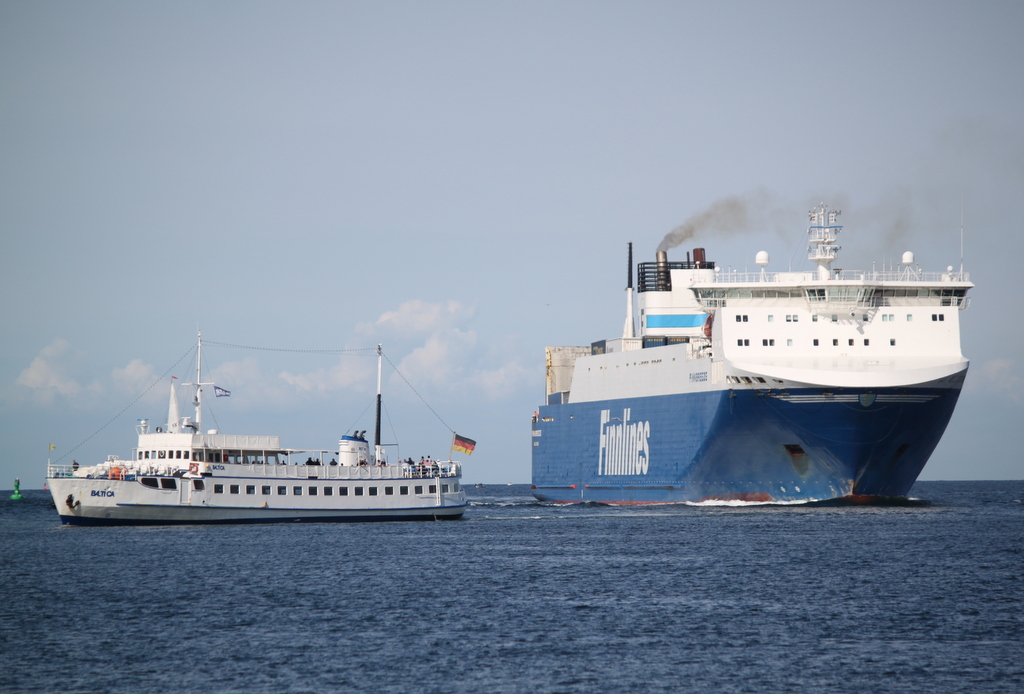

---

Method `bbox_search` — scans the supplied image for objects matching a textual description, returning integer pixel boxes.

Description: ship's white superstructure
[47,338,466,524]
[533,204,972,503]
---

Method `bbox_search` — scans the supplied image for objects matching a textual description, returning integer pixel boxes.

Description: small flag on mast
[49,443,56,450]
[452,433,476,455]
[214,386,231,397]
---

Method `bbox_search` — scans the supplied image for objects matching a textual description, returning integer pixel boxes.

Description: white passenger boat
[46,338,467,524]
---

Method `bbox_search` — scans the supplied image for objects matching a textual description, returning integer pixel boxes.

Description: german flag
[452,433,476,455]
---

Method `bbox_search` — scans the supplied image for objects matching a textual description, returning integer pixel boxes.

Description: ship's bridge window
[932,314,944,321]
[193,451,203,462]
[183,451,189,460]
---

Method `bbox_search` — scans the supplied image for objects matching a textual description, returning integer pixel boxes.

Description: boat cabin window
[138,452,143,460]
[160,478,177,490]
[262,486,271,495]
[324,487,333,496]
[429,485,437,494]
[293,486,302,495]
[158,451,166,459]
[339,487,348,496]
[400,486,409,495]
[415,486,423,494]
[277,486,287,495]
[266,453,280,465]
[229,485,239,494]
[385,487,394,495]
[246,485,256,494]
[183,451,189,460]
[369,487,378,496]
[308,486,317,496]
[442,484,450,493]
[193,480,204,491]
[354,487,364,496]
[214,484,224,494]
[193,451,204,461]
[141,477,159,488]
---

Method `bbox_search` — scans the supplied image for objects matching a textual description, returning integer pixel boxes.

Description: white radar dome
[755,251,770,267]
[902,251,915,265]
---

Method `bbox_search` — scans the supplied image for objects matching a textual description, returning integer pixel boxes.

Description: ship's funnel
[693,248,706,268]
[656,250,670,291]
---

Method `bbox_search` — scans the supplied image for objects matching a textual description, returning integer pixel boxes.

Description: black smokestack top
[627,242,633,289]
[656,250,670,291]
[693,248,706,267]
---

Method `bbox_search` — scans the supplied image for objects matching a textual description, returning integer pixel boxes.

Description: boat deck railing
[47,461,462,481]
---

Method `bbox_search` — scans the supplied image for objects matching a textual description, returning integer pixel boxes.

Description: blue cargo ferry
[531,204,972,503]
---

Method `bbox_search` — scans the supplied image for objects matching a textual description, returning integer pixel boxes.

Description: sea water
[1,481,1021,694]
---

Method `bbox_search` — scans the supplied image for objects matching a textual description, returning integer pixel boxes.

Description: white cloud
[360,299,475,335]
[15,339,82,403]
[111,358,157,396]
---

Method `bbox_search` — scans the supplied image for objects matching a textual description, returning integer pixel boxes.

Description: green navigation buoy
[10,477,23,500]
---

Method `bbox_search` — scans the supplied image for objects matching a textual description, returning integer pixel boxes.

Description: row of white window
[735,313,945,323]
[737,338,896,347]
[211,483,455,496]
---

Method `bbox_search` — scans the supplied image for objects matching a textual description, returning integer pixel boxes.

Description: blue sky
[2,1,1022,485]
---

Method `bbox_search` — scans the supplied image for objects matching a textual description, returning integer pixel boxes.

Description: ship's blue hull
[531,386,962,503]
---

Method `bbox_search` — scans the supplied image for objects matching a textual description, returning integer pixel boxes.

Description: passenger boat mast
[184,331,213,433]
[374,344,383,464]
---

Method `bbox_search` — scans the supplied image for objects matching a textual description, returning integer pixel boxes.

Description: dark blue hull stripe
[532,386,961,503]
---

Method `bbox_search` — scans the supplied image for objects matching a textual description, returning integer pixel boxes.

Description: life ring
[189,462,199,475]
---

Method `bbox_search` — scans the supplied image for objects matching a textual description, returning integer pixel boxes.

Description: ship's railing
[47,461,462,480]
[704,269,970,284]
[214,461,461,479]
[47,464,74,479]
